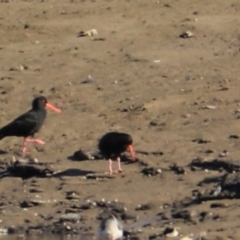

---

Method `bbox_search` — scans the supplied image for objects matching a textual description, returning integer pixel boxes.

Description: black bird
[98,132,135,175]
[0,96,61,153]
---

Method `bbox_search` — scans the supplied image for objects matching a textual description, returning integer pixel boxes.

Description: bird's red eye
[42,99,47,104]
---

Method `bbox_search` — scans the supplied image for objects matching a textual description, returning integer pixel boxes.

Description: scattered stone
[26,228,43,235]
[79,201,96,210]
[121,212,137,220]
[149,120,158,126]
[66,191,80,200]
[96,200,126,214]
[141,167,162,176]
[11,156,39,165]
[180,237,193,240]
[229,134,239,139]
[192,138,211,144]
[210,202,228,208]
[172,209,193,222]
[72,149,94,160]
[219,150,229,157]
[9,65,28,71]
[20,199,49,208]
[60,213,81,223]
[77,29,98,37]
[136,150,164,156]
[29,188,44,193]
[196,172,240,201]
[179,31,193,38]
[93,38,106,41]
[189,158,240,173]
[135,203,156,211]
[169,163,185,174]
[164,227,179,237]
[0,227,8,235]
[203,105,217,110]
[205,149,214,154]
[82,75,95,84]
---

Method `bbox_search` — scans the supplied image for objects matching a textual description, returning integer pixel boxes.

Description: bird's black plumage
[0,96,47,139]
[98,132,133,159]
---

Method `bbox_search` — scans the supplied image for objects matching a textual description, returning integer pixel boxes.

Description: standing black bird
[0,96,61,153]
[98,132,135,175]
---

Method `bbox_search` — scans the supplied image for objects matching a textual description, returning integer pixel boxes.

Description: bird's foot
[105,170,113,175]
[105,169,123,175]
[25,138,45,145]
[33,139,45,145]
[116,169,123,174]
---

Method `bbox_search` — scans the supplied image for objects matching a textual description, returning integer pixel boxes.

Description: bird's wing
[111,215,123,231]
[0,110,38,136]
[12,110,39,129]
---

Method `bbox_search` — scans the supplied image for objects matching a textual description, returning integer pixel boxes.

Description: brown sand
[0,0,240,239]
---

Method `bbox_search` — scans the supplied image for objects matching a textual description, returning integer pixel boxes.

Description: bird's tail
[0,127,7,140]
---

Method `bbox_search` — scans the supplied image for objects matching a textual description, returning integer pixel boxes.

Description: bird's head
[32,96,61,113]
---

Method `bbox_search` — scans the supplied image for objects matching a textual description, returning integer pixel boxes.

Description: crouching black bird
[98,132,135,175]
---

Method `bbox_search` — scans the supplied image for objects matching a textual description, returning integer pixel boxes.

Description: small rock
[136,203,155,211]
[210,202,228,208]
[172,209,192,222]
[0,227,10,234]
[60,213,81,223]
[141,167,162,176]
[20,199,48,208]
[77,29,98,37]
[192,138,211,144]
[121,212,137,220]
[9,65,28,71]
[79,202,96,210]
[82,75,94,84]
[66,191,80,200]
[180,237,193,240]
[159,227,179,238]
[169,163,185,174]
[179,31,193,38]
[229,135,239,139]
[219,150,229,157]
[72,149,94,160]
[204,105,217,110]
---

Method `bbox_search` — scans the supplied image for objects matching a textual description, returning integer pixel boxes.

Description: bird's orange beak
[46,102,61,113]
[127,144,136,161]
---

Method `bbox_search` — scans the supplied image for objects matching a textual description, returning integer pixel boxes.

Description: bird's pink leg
[117,157,123,173]
[22,138,28,153]
[105,159,113,175]
[22,137,45,153]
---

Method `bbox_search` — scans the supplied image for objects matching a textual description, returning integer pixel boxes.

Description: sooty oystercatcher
[98,214,123,240]
[0,96,61,153]
[98,132,135,175]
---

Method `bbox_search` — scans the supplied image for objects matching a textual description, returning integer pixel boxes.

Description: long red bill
[46,102,61,113]
[128,144,136,161]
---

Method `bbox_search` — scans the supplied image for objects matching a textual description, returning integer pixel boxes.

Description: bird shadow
[0,167,95,180]
[52,168,95,177]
